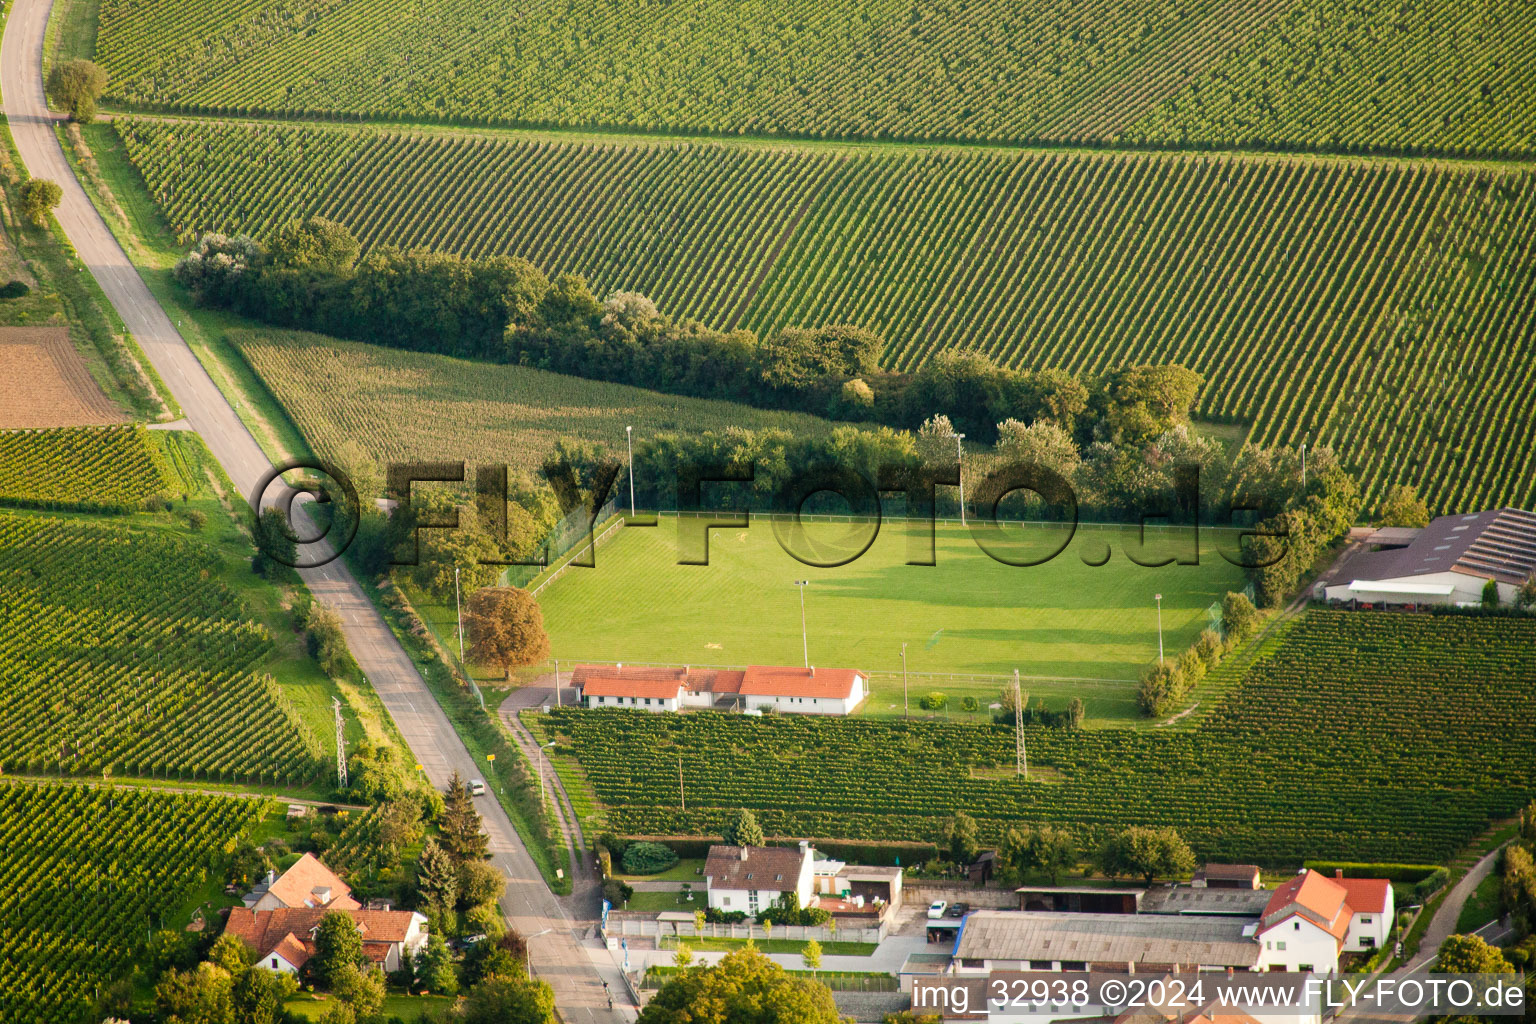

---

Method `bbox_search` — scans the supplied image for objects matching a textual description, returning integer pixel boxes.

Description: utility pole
[901,642,909,719]
[333,697,347,789]
[1155,593,1165,665]
[793,580,809,668]
[678,757,686,813]
[1301,435,1309,492]
[1013,670,1027,780]
[554,658,561,708]
[626,425,636,517]
[954,432,967,526]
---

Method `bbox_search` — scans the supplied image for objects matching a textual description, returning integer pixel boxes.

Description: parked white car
[468,779,487,796]
[927,900,948,919]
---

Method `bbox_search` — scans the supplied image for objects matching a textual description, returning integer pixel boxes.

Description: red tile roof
[1336,877,1392,915]
[1259,870,1351,943]
[579,676,684,700]
[740,666,863,700]
[265,852,359,910]
[225,906,420,968]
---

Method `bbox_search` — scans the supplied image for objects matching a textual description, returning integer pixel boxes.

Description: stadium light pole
[793,580,810,668]
[953,432,967,525]
[626,425,636,517]
[901,642,909,719]
[1154,593,1164,665]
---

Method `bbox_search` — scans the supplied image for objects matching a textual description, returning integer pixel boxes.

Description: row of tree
[938,813,1197,886]
[173,220,1206,444]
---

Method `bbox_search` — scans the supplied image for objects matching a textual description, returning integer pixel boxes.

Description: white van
[468,779,487,797]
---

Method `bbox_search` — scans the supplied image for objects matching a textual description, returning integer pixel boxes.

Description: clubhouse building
[572,663,868,715]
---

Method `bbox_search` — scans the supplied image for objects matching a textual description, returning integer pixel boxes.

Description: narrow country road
[1,4,630,1019]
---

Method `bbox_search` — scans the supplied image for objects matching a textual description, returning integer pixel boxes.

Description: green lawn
[1455,870,1503,934]
[616,858,707,883]
[536,517,1245,722]
[622,889,705,913]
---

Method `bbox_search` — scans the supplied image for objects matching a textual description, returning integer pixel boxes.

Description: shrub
[621,841,679,875]
[919,691,947,711]
[0,280,29,299]
[960,696,979,713]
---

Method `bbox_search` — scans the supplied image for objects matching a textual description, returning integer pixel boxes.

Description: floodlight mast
[793,580,810,668]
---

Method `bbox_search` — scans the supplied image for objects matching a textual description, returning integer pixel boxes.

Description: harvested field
[0,328,124,428]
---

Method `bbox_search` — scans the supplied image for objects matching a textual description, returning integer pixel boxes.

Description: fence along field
[117,119,1536,512]
[94,0,1536,155]
[0,514,324,783]
[0,783,263,1024]
[546,611,1536,864]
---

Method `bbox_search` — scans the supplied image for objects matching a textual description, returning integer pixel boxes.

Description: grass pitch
[535,515,1247,722]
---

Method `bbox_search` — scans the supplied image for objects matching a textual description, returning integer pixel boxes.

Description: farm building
[954,869,1390,978]
[572,663,867,714]
[1192,863,1263,889]
[1323,508,1536,607]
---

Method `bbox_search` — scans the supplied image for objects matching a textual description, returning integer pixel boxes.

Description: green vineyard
[0,425,173,512]
[0,783,263,1024]
[94,0,1536,155]
[547,611,1536,863]
[116,118,1536,511]
[0,515,324,782]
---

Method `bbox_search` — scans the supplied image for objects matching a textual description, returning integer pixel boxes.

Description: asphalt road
[1,4,630,1018]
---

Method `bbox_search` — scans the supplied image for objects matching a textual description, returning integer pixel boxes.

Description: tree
[206,933,253,974]
[637,946,843,1024]
[1518,575,1536,613]
[20,179,62,227]
[458,860,506,910]
[463,941,522,986]
[1221,590,1261,643]
[173,233,263,304]
[675,942,696,969]
[1004,825,1078,884]
[464,587,550,681]
[1483,578,1502,610]
[1377,484,1430,528]
[155,962,235,1024]
[442,771,490,862]
[885,1014,943,1024]
[1437,933,1514,973]
[311,911,366,987]
[801,939,823,977]
[940,813,980,866]
[723,808,765,847]
[45,59,107,121]
[251,506,296,579]
[270,217,360,273]
[453,974,556,1024]
[414,933,460,996]
[329,963,385,1018]
[416,837,459,916]
[1096,827,1195,885]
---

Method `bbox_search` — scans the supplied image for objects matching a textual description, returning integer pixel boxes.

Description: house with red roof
[225,905,428,974]
[573,663,867,715]
[1254,869,1394,972]
[248,852,360,912]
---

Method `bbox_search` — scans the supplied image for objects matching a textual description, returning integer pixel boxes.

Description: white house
[704,842,815,917]
[1324,508,1536,607]
[1254,869,1393,972]
[573,664,868,715]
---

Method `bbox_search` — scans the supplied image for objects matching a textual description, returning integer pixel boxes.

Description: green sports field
[535,516,1247,722]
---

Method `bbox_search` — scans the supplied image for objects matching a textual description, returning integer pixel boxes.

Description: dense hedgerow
[547,611,1536,863]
